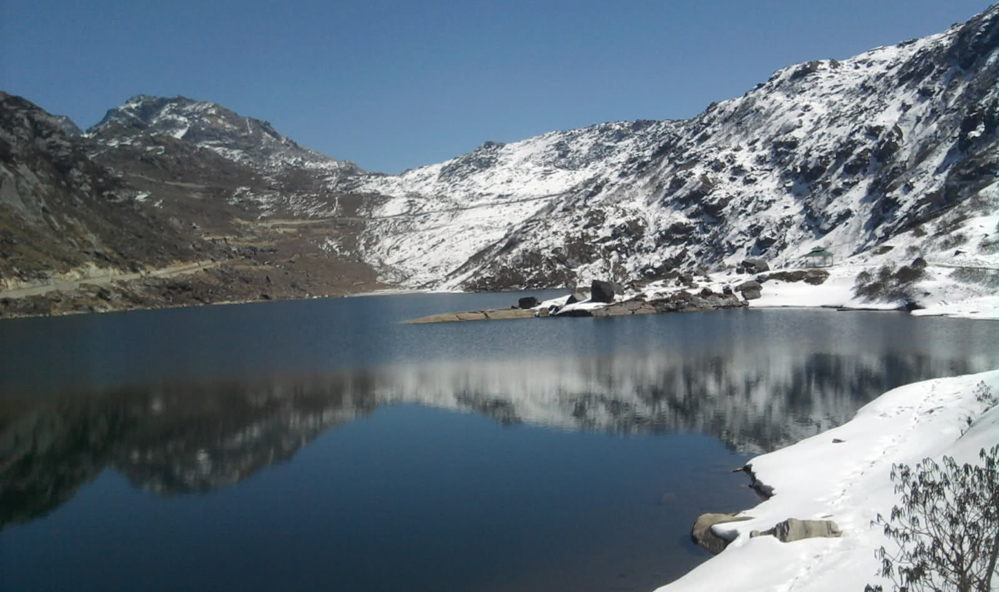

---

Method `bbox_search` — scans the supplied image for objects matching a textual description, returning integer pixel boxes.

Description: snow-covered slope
[356,6,999,293]
[656,369,999,592]
[89,95,363,184]
[358,121,678,285]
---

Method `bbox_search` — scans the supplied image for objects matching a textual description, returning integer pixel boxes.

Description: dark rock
[565,290,588,305]
[590,280,616,303]
[722,285,734,295]
[518,296,540,309]
[737,280,762,293]
[742,288,762,300]
[740,258,770,274]
[699,287,714,297]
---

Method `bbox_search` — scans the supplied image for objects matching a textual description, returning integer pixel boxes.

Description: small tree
[865,445,999,592]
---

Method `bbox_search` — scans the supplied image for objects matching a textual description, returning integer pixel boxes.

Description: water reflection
[0,349,988,529]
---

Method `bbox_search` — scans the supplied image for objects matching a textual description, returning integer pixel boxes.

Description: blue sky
[1,1,992,173]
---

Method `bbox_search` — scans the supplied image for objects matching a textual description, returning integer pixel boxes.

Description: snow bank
[748,261,999,320]
[655,369,999,592]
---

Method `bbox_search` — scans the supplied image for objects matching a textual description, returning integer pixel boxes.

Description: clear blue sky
[1,1,992,174]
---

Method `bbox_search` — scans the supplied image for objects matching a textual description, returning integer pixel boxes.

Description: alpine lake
[2,292,998,592]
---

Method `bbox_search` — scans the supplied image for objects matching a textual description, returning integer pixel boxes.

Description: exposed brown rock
[691,513,754,554]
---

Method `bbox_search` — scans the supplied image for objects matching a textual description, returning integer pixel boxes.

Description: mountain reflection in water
[0,348,987,529]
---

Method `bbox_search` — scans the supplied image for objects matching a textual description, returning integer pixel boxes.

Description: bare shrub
[951,268,999,289]
[939,233,969,250]
[854,262,927,302]
[866,445,999,592]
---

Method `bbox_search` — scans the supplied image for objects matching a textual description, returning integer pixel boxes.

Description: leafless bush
[866,445,999,592]
[854,262,927,302]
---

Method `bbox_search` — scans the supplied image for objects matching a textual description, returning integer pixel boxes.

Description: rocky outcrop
[407,288,747,323]
[407,308,536,323]
[691,513,753,554]
[739,258,771,274]
[568,292,747,317]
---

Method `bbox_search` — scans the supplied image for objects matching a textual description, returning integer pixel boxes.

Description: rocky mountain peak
[89,94,363,180]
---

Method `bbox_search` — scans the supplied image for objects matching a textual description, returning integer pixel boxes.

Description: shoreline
[3,253,996,323]
[655,369,999,592]
[3,287,995,323]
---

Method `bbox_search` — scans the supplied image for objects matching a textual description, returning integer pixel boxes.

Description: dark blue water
[2,294,997,592]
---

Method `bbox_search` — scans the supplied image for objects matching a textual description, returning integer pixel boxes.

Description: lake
[2,293,998,592]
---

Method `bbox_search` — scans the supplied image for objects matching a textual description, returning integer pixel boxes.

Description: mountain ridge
[1,4,996,317]
[354,5,998,291]
[89,93,364,184]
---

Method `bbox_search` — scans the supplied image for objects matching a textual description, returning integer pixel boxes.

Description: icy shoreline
[654,369,999,592]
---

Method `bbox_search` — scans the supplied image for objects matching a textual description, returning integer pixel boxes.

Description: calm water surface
[2,293,998,592]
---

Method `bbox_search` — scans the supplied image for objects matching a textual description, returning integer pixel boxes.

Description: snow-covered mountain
[5,6,995,314]
[90,94,363,185]
[356,5,999,290]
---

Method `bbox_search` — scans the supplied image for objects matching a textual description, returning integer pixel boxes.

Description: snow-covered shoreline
[654,369,999,592]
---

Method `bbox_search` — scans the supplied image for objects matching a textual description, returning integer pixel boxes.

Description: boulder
[590,280,617,303]
[518,296,540,309]
[691,513,753,555]
[750,518,841,543]
[565,290,588,305]
[737,280,762,300]
[740,258,770,274]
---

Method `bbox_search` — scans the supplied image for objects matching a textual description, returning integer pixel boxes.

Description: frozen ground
[654,369,999,592]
